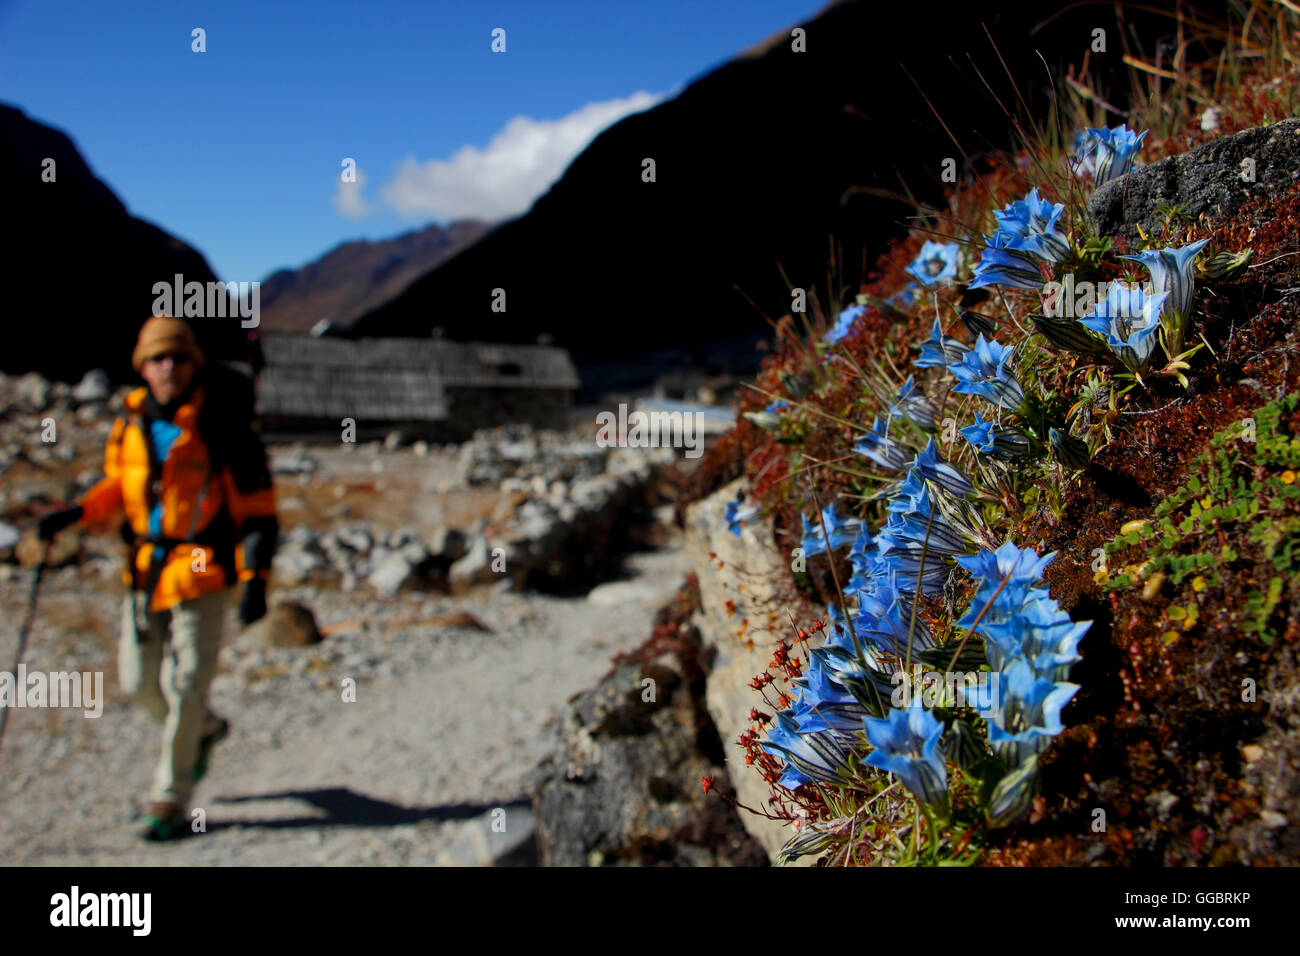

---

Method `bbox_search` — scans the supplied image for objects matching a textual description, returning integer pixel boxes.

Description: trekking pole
[0,538,51,758]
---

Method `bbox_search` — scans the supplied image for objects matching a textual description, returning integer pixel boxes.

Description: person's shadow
[203,786,529,832]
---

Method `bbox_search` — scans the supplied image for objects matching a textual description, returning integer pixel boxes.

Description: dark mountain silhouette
[257,220,491,334]
[0,103,258,384]
[346,0,1213,391]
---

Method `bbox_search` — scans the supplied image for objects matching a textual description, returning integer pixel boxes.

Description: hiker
[35,315,278,841]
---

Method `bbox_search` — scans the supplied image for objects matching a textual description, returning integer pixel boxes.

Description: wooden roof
[256,333,579,421]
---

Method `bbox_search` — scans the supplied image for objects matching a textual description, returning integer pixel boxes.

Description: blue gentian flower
[743,398,790,431]
[911,438,975,497]
[1012,600,1090,680]
[761,710,856,788]
[854,416,913,472]
[886,466,929,514]
[956,541,1056,587]
[969,188,1068,291]
[991,188,1070,263]
[1069,129,1097,178]
[887,283,921,309]
[1118,239,1211,356]
[915,318,971,368]
[825,304,866,344]
[986,657,1079,768]
[969,231,1046,291]
[790,654,871,734]
[1078,282,1170,372]
[800,504,863,557]
[948,334,1026,411]
[965,588,1089,678]
[845,525,879,598]
[875,489,965,596]
[1087,125,1146,185]
[890,375,938,430]
[905,241,961,286]
[955,543,1090,678]
[864,699,950,817]
[725,499,760,537]
[961,412,1034,459]
[853,575,937,658]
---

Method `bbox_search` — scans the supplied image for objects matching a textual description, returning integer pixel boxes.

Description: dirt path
[0,541,690,865]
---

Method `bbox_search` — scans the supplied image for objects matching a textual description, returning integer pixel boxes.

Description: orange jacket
[75,382,277,612]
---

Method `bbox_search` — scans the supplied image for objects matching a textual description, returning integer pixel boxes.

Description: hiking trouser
[118,588,227,806]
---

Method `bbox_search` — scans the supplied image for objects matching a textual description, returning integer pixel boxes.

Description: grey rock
[436,802,538,866]
[1089,118,1300,242]
[685,478,818,866]
[449,535,492,588]
[283,524,319,550]
[531,649,765,867]
[272,454,318,475]
[398,540,429,566]
[427,526,468,562]
[71,369,111,404]
[14,373,49,412]
[385,525,422,549]
[272,547,326,585]
[368,552,414,597]
[335,523,373,553]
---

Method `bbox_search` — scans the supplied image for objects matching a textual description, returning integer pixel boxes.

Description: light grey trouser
[118,588,227,806]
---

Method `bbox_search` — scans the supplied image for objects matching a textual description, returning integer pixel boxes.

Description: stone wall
[684,477,815,865]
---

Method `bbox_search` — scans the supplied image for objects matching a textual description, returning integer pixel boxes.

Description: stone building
[254,332,580,442]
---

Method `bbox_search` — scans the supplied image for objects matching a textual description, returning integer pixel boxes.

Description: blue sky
[1,0,827,283]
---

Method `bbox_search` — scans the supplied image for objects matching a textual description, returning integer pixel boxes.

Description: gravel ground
[0,539,690,865]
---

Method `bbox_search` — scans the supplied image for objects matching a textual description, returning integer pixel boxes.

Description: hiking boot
[139,801,188,842]
[193,716,230,783]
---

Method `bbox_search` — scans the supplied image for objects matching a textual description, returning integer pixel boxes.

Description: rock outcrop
[683,477,817,865]
[1089,118,1300,242]
[531,585,767,866]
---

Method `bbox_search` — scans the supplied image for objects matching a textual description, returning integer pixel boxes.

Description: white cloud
[379,90,665,221]
[332,167,374,219]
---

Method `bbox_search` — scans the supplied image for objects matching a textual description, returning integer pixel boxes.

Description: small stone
[368,552,414,598]
[258,602,323,646]
[1260,810,1287,828]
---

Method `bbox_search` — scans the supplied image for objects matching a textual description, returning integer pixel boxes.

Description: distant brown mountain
[257,220,491,334]
[0,103,257,384]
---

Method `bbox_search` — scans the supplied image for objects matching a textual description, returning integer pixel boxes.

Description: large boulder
[531,638,766,867]
[1088,118,1300,242]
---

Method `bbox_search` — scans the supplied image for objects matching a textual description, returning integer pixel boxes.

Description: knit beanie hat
[132,316,205,373]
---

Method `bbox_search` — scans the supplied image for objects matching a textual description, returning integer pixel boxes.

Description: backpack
[194,361,271,493]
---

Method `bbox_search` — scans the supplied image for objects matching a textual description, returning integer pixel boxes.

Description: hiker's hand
[37,504,83,541]
[238,578,267,626]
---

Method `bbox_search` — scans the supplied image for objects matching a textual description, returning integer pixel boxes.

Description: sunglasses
[145,352,192,366]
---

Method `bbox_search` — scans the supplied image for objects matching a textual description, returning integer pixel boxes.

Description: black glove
[238,577,268,626]
[37,504,83,541]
